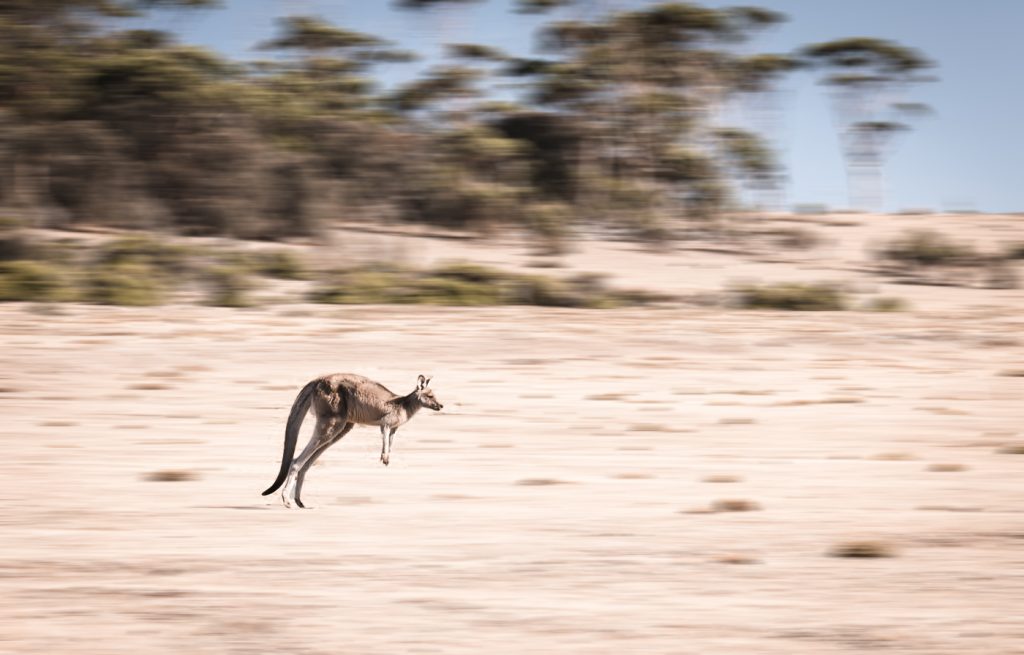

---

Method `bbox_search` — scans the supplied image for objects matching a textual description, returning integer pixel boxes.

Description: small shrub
[877,230,979,267]
[311,262,661,308]
[414,276,503,306]
[205,266,253,307]
[99,236,191,276]
[770,227,820,250]
[249,250,307,280]
[862,296,908,312]
[0,260,74,302]
[1004,243,1024,260]
[516,274,580,307]
[523,202,572,255]
[997,444,1024,455]
[311,267,410,305]
[433,262,505,284]
[85,262,165,306]
[736,282,846,311]
[985,259,1019,289]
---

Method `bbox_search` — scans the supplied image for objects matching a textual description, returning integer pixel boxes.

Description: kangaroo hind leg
[282,417,334,508]
[293,422,354,508]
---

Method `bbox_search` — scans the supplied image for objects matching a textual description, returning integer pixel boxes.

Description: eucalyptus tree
[800,37,934,211]
[508,2,795,231]
[0,0,222,225]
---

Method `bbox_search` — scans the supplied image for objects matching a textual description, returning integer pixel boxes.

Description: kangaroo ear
[424,376,432,387]
[417,374,426,389]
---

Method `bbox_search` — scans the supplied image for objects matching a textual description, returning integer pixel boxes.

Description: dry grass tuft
[128,382,173,391]
[628,423,671,432]
[734,282,847,311]
[996,444,1024,455]
[871,452,916,461]
[143,470,199,482]
[718,417,756,425]
[862,296,909,312]
[926,463,967,472]
[516,478,569,486]
[586,392,628,401]
[829,540,896,558]
[712,553,760,565]
[703,475,742,483]
[711,499,761,512]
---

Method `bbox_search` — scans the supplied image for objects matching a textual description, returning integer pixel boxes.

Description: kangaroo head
[415,374,443,411]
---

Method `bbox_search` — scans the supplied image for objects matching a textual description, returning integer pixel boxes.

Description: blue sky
[150,0,1024,213]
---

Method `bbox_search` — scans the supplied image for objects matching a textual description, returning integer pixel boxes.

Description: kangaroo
[262,373,443,508]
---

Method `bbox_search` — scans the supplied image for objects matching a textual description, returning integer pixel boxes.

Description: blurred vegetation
[874,229,1020,289]
[245,250,307,280]
[0,1,934,244]
[877,229,979,267]
[861,296,908,312]
[85,260,166,306]
[0,227,664,307]
[0,259,74,302]
[313,262,666,308]
[204,264,252,307]
[1004,243,1024,260]
[734,282,847,311]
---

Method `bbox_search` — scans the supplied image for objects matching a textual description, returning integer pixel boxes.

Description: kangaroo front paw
[381,454,390,466]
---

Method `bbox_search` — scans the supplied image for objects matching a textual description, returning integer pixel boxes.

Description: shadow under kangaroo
[263,374,443,508]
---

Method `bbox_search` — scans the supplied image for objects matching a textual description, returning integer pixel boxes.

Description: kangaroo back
[262,379,318,496]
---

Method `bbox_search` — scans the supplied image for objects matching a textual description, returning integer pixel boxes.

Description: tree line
[0,0,934,244]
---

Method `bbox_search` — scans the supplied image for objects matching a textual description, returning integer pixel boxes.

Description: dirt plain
[1,213,1023,654]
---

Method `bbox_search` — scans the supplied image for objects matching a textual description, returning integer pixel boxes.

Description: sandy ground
[2,213,1023,654]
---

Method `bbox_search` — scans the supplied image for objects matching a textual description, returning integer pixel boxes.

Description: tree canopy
[0,1,936,240]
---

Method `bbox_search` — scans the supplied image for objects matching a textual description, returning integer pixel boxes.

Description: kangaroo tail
[262,379,319,496]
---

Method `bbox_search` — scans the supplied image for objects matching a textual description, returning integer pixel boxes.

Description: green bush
[204,266,253,307]
[311,262,662,308]
[0,260,74,302]
[736,282,846,311]
[878,230,979,267]
[414,276,504,306]
[432,262,504,284]
[770,227,820,250]
[99,236,192,276]
[85,262,165,306]
[522,202,572,255]
[248,250,307,280]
